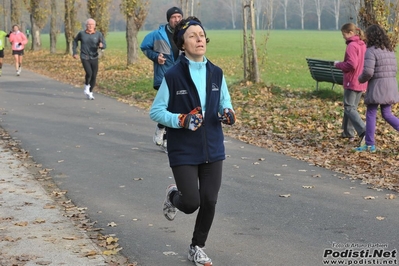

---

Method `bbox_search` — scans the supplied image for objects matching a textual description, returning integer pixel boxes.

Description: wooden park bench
[306,58,343,90]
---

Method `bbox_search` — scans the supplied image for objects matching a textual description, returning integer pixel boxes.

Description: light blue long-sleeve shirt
[150,56,233,128]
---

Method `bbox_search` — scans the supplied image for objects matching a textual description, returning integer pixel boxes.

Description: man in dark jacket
[140,7,183,151]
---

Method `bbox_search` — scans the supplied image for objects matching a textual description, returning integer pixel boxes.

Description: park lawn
[37,30,347,91]
[12,30,399,192]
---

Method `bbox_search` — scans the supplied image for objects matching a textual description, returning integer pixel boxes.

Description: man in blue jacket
[140,7,183,152]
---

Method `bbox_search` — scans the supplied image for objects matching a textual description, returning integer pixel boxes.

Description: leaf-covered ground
[13,50,399,192]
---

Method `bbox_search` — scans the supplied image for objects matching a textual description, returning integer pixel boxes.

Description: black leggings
[171,160,223,248]
[81,58,99,91]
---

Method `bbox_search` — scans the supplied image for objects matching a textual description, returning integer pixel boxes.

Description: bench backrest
[306,58,343,85]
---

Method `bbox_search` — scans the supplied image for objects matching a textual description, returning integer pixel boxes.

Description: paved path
[0,65,398,266]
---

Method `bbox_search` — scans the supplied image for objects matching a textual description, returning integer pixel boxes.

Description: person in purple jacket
[334,23,367,145]
[354,24,399,153]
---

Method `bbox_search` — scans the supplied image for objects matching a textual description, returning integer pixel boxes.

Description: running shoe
[163,184,178,221]
[84,86,90,99]
[153,126,165,146]
[188,245,212,266]
[88,92,95,100]
[161,139,168,154]
[353,144,376,153]
[0,69,2,76]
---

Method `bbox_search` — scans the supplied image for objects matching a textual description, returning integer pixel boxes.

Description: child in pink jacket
[334,23,367,146]
[8,24,28,76]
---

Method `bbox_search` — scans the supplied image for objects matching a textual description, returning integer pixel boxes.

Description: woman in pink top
[8,24,28,76]
[334,23,367,145]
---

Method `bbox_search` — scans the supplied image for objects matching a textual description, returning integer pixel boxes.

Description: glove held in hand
[220,108,235,125]
[178,107,203,131]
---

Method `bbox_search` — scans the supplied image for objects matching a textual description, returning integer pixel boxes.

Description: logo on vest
[176,90,188,95]
[212,83,219,91]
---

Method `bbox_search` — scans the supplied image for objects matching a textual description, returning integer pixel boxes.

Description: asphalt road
[1,66,399,266]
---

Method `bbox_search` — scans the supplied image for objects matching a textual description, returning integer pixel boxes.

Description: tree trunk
[87,0,111,37]
[11,0,22,26]
[242,2,248,81]
[249,0,260,83]
[64,0,76,55]
[126,15,139,65]
[30,14,42,51]
[120,0,148,65]
[242,0,260,83]
[284,8,287,29]
[50,0,57,53]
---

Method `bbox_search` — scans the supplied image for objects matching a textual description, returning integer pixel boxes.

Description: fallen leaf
[103,247,123,255]
[107,222,117,227]
[106,244,120,250]
[376,216,385,220]
[33,218,46,224]
[163,251,178,256]
[302,185,314,189]
[106,236,119,245]
[386,194,396,200]
[35,261,51,265]
[85,250,98,257]
[279,194,291,198]
[62,236,80,240]
[14,221,28,226]
[364,196,376,200]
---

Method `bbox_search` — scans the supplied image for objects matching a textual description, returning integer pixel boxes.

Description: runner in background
[140,7,183,152]
[0,29,7,77]
[8,25,28,76]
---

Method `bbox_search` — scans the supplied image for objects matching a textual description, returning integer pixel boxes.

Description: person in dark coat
[355,24,399,152]
[72,18,106,100]
[141,7,183,151]
[149,16,235,266]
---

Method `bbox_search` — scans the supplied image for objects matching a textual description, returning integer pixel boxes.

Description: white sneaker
[188,245,212,266]
[84,85,90,99]
[163,184,178,221]
[153,127,165,146]
[17,67,21,76]
[161,139,167,153]
[88,92,95,100]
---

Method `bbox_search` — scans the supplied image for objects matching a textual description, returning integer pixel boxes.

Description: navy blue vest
[165,55,225,167]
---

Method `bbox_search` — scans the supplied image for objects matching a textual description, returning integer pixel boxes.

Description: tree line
[1,0,399,66]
